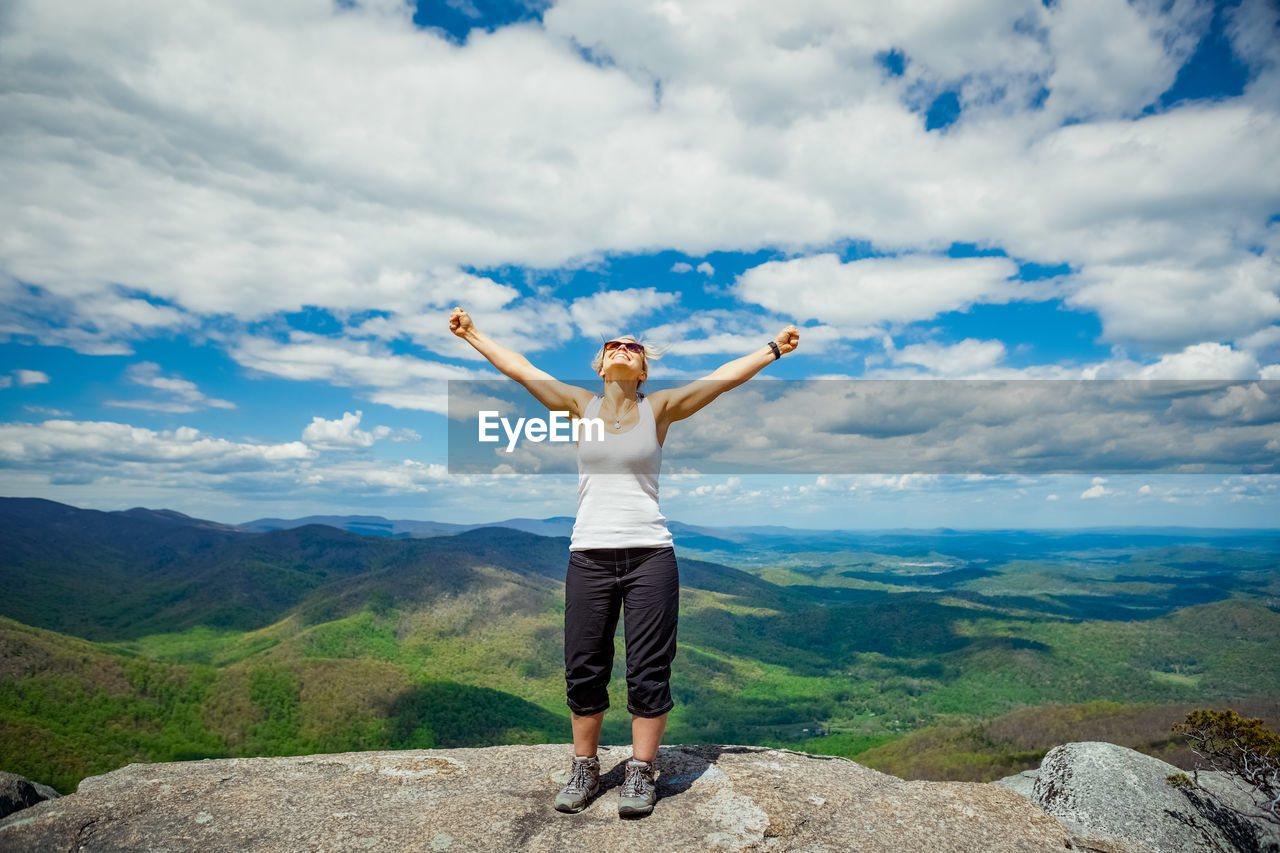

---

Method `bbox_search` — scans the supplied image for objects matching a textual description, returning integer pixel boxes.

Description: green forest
[2,498,1278,794]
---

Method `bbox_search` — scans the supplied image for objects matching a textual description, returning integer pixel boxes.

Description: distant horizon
[6,495,1278,535]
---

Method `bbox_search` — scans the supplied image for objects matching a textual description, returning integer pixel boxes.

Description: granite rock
[0,771,60,821]
[1032,741,1280,853]
[0,744,1072,853]
[993,769,1039,800]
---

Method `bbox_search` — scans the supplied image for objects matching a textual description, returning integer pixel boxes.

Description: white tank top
[569,394,673,551]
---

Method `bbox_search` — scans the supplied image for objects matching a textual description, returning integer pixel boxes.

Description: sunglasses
[604,340,645,354]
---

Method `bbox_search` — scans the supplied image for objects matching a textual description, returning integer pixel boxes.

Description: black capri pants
[564,546,679,718]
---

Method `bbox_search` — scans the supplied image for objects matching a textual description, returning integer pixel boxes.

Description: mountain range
[2,496,1278,795]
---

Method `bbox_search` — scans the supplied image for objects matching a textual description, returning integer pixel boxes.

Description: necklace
[608,398,635,430]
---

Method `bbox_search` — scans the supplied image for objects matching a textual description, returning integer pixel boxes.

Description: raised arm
[449,307,594,417]
[649,325,799,425]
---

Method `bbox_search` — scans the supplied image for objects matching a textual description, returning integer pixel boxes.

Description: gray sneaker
[618,758,657,816]
[554,756,601,813]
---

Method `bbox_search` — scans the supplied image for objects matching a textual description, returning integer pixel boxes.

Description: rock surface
[993,769,1039,800]
[0,743,1072,852]
[0,772,59,820]
[1031,741,1280,853]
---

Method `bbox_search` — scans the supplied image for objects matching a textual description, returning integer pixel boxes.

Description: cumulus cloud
[1042,0,1208,122]
[672,261,715,276]
[231,333,481,412]
[1066,256,1280,349]
[105,362,236,413]
[302,410,418,450]
[732,254,1026,328]
[568,287,680,339]
[0,419,313,474]
[886,337,1007,376]
[0,417,453,499]
[1081,476,1114,498]
[1134,343,1260,380]
[0,0,1272,362]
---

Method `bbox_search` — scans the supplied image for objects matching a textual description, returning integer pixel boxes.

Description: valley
[2,497,1277,794]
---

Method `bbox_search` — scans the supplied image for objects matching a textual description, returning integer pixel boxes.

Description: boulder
[0,744,1072,852]
[0,772,59,820]
[1031,741,1280,853]
[992,769,1038,800]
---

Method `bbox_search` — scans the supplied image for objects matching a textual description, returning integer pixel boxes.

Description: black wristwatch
[768,341,781,360]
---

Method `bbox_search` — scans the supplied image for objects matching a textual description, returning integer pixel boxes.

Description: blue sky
[1,0,1278,528]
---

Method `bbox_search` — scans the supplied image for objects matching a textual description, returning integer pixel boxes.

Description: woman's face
[600,339,646,382]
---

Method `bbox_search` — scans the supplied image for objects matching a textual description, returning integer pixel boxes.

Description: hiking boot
[554,755,601,813]
[618,758,657,816]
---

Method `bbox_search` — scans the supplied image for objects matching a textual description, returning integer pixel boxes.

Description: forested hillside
[2,498,1278,792]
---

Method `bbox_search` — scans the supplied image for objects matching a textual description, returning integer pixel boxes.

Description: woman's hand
[774,324,799,355]
[449,307,473,337]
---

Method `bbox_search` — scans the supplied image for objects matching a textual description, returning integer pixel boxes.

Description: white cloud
[105,362,236,413]
[0,416,455,500]
[302,410,417,450]
[13,370,50,386]
[1042,0,1207,121]
[0,419,314,473]
[887,337,1007,376]
[671,262,693,273]
[1066,256,1280,350]
[641,317,850,368]
[229,331,529,413]
[568,287,680,339]
[298,457,450,493]
[1133,342,1259,380]
[367,389,452,413]
[0,277,193,355]
[696,262,714,276]
[1226,0,1280,106]
[733,254,1025,327]
[231,333,479,406]
[0,0,1272,368]
[24,405,71,417]
[1081,483,1113,498]
[0,369,52,389]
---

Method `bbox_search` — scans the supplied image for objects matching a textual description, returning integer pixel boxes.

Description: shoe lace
[621,762,653,798]
[564,759,596,794]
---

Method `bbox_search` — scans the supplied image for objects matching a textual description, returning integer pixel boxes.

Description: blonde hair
[591,334,666,387]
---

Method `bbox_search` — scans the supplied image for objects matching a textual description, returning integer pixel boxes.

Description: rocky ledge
[1,741,1276,853]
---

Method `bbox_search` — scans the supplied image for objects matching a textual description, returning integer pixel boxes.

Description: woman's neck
[601,380,640,405]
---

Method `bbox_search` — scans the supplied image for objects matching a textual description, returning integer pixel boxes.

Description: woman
[448,306,799,816]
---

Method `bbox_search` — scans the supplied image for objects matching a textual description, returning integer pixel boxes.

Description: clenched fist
[449,307,473,337]
[774,324,799,355]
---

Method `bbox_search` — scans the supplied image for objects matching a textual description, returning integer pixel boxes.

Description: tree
[1167,709,1280,828]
